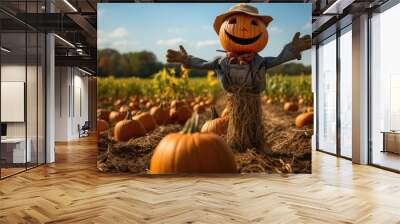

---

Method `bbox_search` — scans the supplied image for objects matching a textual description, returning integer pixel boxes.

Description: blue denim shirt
[183,42,301,94]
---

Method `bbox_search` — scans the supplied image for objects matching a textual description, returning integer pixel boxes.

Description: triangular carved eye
[229,18,237,24]
[251,20,258,26]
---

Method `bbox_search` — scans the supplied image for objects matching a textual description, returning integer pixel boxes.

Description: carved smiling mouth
[224,30,262,45]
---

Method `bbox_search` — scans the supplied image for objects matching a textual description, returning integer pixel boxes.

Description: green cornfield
[98,68,312,107]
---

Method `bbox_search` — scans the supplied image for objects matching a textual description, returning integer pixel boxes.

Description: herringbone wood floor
[1,137,399,224]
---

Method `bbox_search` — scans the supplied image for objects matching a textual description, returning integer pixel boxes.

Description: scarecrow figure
[166,3,311,153]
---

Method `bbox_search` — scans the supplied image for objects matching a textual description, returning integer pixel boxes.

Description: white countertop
[1,138,30,143]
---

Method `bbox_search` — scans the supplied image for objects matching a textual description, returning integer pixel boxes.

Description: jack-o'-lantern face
[219,13,268,53]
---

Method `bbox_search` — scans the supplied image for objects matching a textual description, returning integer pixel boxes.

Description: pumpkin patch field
[97,68,313,174]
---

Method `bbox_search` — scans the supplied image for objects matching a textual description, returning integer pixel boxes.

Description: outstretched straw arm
[263,32,311,69]
[166,45,219,70]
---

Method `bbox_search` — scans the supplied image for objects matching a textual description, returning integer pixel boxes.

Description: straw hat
[213,3,273,34]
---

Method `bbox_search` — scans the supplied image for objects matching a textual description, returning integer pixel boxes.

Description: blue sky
[98,3,311,65]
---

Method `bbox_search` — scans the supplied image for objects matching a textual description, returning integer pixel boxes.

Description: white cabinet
[1,138,32,163]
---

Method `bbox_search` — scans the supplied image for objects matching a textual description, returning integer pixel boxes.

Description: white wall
[54,67,89,141]
[0,65,41,138]
[72,72,89,138]
[1,65,26,139]
[55,66,69,141]
[1,63,46,164]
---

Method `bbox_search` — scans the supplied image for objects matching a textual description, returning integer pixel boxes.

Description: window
[0,1,46,179]
[339,26,352,158]
[317,35,337,154]
[370,3,400,171]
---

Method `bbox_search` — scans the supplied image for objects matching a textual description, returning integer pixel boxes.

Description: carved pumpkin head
[219,14,268,53]
[214,4,273,53]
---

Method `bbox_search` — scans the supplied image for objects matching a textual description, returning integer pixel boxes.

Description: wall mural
[97,3,313,174]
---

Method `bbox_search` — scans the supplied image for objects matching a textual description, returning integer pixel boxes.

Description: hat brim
[213,11,273,34]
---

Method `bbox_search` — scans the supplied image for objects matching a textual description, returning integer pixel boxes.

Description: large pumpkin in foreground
[150,114,237,174]
[219,14,268,53]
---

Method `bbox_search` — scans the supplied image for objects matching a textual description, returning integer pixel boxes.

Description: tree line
[98,49,311,78]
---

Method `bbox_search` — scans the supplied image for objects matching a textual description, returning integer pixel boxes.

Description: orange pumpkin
[97,119,109,138]
[133,112,157,132]
[283,102,299,112]
[109,111,125,125]
[145,101,154,109]
[97,109,111,122]
[114,112,146,141]
[119,105,130,114]
[306,106,314,112]
[150,106,170,125]
[298,97,305,106]
[170,99,185,109]
[113,99,124,108]
[150,114,237,174]
[170,105,192,125]
[201,107,228,135]
[219,13,268,53]
[295,112,314,128]
[139,98,148,105]
[129,101,140,110]
[129,96,138,102]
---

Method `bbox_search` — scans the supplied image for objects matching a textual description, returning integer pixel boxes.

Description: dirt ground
[97,95,312,174]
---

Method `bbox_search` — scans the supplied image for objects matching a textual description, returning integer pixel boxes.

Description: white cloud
[269,26,283,33]
[98,29,137,50]
[196,40,219,48]
[156,38,184,46]
[109,27,129,38]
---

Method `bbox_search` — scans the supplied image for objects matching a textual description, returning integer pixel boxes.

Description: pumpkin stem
[210,107,219,119]
[125,110,132,120]
[180,113,199,134]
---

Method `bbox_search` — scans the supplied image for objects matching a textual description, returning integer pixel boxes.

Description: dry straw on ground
[98,95,312,174]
